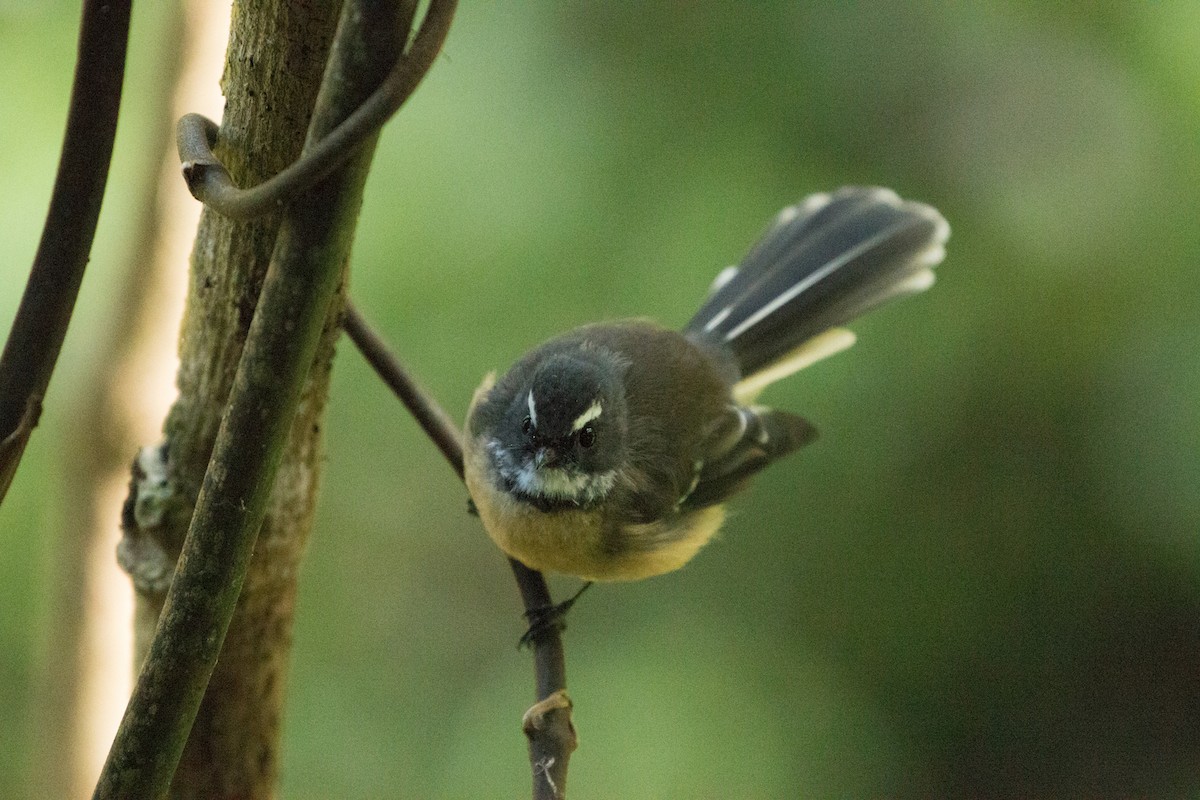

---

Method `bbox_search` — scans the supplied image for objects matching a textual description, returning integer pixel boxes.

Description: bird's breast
[465,432,724,581]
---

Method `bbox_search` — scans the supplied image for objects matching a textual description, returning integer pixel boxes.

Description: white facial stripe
[515,464,617,502]
[526,390,538,427]
[571,400,603,431]
[485,439,616,504]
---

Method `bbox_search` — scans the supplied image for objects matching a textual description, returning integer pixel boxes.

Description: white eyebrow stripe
[571,400,603,431]
[527,390,538,427]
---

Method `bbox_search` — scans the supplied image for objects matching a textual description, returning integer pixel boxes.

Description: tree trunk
[118,2,343,796]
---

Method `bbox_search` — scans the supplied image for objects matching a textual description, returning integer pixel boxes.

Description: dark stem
[509,557,576,799]
[344,304,577,798]
[0,0,131,505]
[342,300,465,478]
[92,2,453,797]
[176,0,456,220]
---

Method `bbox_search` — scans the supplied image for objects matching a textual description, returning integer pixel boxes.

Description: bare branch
[342,301,465,478]
[511,559,578,799]
[0,0,131,505]
[176,0,457,220]
[344,304,578,798]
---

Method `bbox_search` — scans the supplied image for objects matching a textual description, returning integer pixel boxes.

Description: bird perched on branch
[465,186,949,582]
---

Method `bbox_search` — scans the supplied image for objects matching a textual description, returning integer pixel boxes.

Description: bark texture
[119,2,344,797]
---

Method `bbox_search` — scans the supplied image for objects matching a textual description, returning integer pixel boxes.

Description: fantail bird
[464,186,949,582]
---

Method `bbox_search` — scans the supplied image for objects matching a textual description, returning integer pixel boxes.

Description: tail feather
[685,186,949,379]
[731,327,856,405]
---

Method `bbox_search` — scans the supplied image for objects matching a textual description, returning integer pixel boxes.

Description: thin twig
[0,0,131,506]
[93,3,453,797]
[511,559,577,800]
[344,304,578,798]
[176,0,457,220]
[30,6,192,795]
[342,301,465,478]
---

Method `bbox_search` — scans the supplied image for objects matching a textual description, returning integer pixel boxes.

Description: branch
[342,301,465,477]
[0,0,131,505]
[176,0,456,220]
[343,303,578,799]
[93,3,454,797]
[511,558,578,800]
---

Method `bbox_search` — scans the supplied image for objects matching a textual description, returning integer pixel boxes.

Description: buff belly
[464,432,725,582]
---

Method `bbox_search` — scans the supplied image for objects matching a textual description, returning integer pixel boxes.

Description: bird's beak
[533,446,559,469]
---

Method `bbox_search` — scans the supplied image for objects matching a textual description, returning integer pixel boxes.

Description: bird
[464,186,949,583]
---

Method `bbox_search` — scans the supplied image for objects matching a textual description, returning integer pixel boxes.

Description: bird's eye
[521,416,533,435]
[578,424,596,448]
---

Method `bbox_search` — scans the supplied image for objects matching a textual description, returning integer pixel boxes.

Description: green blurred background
[3,2,1199,797]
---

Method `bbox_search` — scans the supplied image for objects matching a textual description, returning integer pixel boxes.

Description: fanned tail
[685,186,950,382]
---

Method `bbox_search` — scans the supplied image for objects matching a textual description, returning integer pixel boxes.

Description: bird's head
[485,351,628,509]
